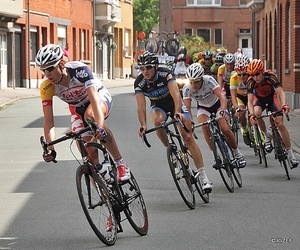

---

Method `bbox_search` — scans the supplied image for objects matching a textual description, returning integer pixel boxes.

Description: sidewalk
[0,78,300,156]
[0,78,134,110]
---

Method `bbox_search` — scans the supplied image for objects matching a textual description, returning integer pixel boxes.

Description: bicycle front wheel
[167,146,195,209]
[76,165,117,246]
[212,137,234,192]
[273,131,290,180]
[254,125,268,168]
[185,150,209,203]
[119,172,148,236]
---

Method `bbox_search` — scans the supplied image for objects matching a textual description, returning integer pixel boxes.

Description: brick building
[160,0,253,55]
[0,0,133,89]
[247,0,300,109]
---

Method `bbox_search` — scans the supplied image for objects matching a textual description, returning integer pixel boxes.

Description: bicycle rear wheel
[119,172,148,235]
[273,131,290,180]
[212,137,234,192]
[185,150,209,203]
[165,38,180,56]
[144,38,158,54]
[229,108,239,144]
[76,165,117,246]
[167,146,195,209]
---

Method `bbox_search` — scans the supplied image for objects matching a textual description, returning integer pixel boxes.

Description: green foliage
[178,34,228,62]
[133,0,159,37]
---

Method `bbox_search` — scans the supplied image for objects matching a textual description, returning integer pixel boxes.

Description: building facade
[247,0,300,109]
[160,0,253,54]
[0,0,133,89]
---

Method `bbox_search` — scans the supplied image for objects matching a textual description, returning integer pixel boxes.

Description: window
[214,28,222,46]
[187,0,221,6]
[30,26,37,62]
[57,25,66,53]
[197,28,210,42]
[0,32,7,64]
[239,0,247,5]
[81,30,86,60]
[124,29,131,57]
[185,28,193,35]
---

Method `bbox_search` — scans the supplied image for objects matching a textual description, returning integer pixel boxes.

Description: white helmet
[35,44,63,66]
[186,63,204,80]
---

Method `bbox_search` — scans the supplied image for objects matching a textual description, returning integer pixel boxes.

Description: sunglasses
[237,73,248,77]
[250,72,261,77]
[40,61,60,73]
[190,77,203,84]
[139,65,155,71]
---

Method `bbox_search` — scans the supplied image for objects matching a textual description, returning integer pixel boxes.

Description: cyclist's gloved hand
[139,125,147,137]
[43,149,57,163]
[282,104,290,114]
[96,127,107,140]
[218,109,229,120]
[249,114,256,125]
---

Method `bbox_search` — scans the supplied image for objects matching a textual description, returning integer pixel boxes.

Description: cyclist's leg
[149,106,169,147]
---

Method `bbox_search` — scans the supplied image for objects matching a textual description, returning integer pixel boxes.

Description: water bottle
[96,161,113,183]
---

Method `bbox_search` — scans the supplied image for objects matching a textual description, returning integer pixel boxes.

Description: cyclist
[199,50,215,76]
[230,55,251,146]
[210,54,224,80]
[175,46,193,65]
[247,59,299,168]
[35,44,131,182]
[135,51,212,192]
[217,53,236,98]
[183,63,247,169]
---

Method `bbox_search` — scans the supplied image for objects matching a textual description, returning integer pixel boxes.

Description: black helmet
[179,46,187,54]
[137,51,159,65]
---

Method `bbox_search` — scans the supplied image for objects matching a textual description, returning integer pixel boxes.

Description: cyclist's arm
[43,105,56,151]
[275,86,287,106]
[87,85,105,128]
[135,92,147,133]
[230,74,239,109]
[213,86,227,111]
[217,66,225,88]
[168,79,182,115]
[247,93,254,115]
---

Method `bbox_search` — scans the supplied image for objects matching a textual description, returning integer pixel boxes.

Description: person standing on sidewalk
[134,51,212,192]
[35,44,131,182]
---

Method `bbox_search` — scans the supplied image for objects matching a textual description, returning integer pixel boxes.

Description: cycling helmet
[237,54,250,63]
[234,58,249,73]
[186,63,204,80]
[247,59,264,74]
[179,46,187,55]
[137,51,158,65]
[35,44,63,66]
[223,53,235,64]
[178,53,186,61]
[203,50,213,59]
[215,54,224,64]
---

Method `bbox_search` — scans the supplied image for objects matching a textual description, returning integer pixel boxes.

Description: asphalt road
[0,86,299,250]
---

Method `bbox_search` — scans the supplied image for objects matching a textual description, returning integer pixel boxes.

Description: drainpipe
[27,0,31,88]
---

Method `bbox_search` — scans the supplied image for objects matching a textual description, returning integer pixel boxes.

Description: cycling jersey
[182,75,219,108]
[199,58,215,76]
[217,64,234,85]
[40,61,112,107]
[230,72,248,106]
[247,70,279,98]
[40,61,112,135]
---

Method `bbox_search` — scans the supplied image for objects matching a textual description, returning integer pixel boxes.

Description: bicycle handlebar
[255,109,290,121]
[194,116,223,128]
[40,118,99,163]
[141,114,189,148]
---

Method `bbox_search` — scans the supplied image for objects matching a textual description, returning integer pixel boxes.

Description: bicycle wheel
[185,150,209,203]
[119,172,148,235]
[225,140,242,187]
[254,124,268,168]
[144,38,158,54]
[211,137,234,192]
[76,165,117,246]
[165,38,180,56]
[273,131,290,180]
[167,146,195,209]
[229,108,239,144]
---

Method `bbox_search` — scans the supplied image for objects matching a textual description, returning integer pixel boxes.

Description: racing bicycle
[141,113,210,210]
[195,113,242,193]
[256,109,292,180]
[40,118,148,246]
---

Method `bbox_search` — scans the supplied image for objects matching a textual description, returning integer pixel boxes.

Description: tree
[133,0,159,37]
